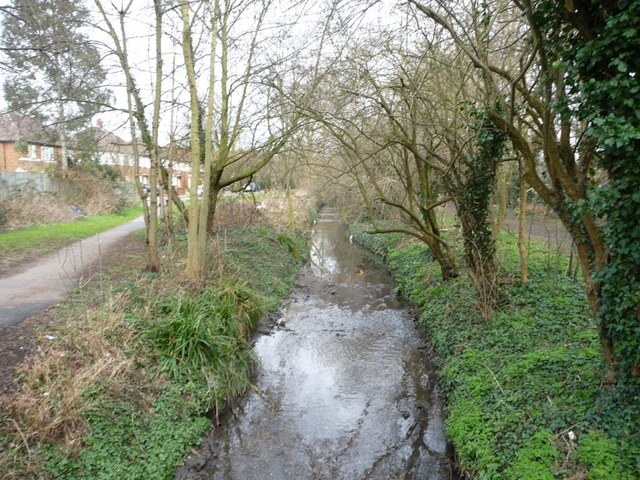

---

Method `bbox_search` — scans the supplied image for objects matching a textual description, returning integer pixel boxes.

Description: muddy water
[176,210,458,480]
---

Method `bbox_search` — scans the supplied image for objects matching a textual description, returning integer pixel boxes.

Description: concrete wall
[0,172,61,200]
[0,172,140,210]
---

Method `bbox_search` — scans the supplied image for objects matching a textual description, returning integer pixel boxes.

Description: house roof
[0,112,60,146]
[74,127,159,157]
[77,127,192,164]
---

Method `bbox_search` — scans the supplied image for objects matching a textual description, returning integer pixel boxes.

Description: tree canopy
[1,0,110,167]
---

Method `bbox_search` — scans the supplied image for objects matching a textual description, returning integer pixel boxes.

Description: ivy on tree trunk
[535,0,640,384]
[456,103,506,317]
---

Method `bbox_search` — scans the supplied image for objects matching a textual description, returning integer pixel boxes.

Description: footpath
[0,216,144,393]
[0,216,144,329]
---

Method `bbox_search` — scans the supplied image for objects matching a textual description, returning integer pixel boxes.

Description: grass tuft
[146,282,262,401]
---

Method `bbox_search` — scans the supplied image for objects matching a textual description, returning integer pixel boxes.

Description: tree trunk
[58,117,68,171]
[182,0,203,279]
[517,159,528,285]
[424,208,459,280]
[428,239,459,281]
[54,53,68,172]
[493,162,510,237]
[574,239,616,378]
[286,174,295,230]
[457,203,499,317]
[144,0,163,274]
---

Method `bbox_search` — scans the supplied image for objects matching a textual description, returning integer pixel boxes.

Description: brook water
[176,210,458,479]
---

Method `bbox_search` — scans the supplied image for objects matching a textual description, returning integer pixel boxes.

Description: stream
[175,209,458,479]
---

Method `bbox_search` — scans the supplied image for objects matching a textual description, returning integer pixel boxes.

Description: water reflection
[309,210,362,279]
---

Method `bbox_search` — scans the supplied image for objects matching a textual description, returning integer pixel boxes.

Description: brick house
[0,114,193,194]
[74,126,150,181]
[0,113,62,172]
[75,124,193,194]
[161,140,193,195]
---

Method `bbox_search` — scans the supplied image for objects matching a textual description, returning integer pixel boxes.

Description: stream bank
[350,225,640,479]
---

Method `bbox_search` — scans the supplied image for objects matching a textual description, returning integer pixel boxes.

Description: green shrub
[220,227,307,311]
[508,431,559,480]
[575,431,634,480]
[446,399,500,477]
[275,230,306,260]
[387,244,434,301]
[349,225,403,258]
[46,389,211,480]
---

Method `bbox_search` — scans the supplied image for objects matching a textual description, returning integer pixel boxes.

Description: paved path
[0,217,145,328]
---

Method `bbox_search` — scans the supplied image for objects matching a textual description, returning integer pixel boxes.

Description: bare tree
[408,0,614,370]
[93,0,164,271]
[180,0,305,278]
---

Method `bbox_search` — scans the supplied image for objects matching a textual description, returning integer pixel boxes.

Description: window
[42,146,54,162]
[28,144,37,159]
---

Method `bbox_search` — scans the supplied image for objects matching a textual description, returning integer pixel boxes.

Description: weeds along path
[0,216,144,329]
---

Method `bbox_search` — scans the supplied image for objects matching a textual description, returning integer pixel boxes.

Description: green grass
[0,207,142,275]
[351,224,640,479]
[0,206,143,251]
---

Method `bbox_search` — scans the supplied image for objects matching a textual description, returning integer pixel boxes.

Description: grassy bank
[0,224,307,479]
[352,227,639,479]
[0,206,143,274]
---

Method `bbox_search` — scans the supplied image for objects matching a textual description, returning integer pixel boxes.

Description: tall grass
[147,280,263,398]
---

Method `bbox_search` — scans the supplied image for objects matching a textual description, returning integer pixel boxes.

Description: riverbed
[175,209,458,479]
